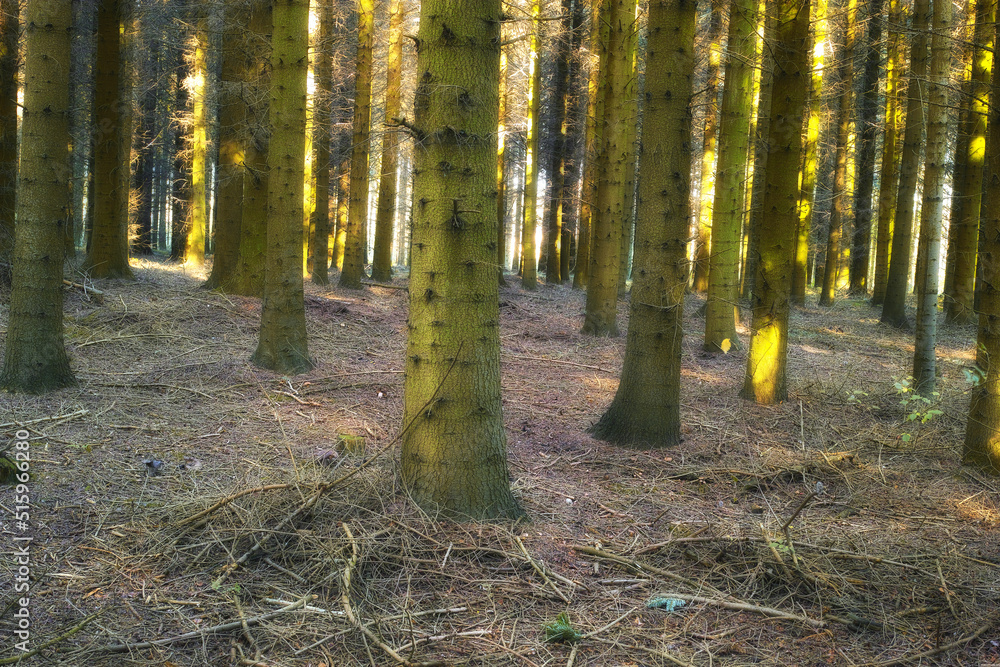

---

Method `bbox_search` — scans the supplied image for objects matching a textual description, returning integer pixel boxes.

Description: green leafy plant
[543,612,582,644]
[893,377,943,442]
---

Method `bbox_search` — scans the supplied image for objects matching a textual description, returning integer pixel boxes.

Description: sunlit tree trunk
[311,0,334,286]
[371,0,403,282]
[82,0,134,279]
[573,0,607,290]
[582,0,637,336]
[339,0,374,289]
[963,8,1000,475]
[871,0,901,304]
[945,0,994,323]
[185,15,209,268]
[819,0,855,307]
[704,0,756,352]
[881,0,928,327]
[497,46,508,285]
[592,0,696,446]
[521,0,542,290]
[544,0,575,284]
[0,0,18,272]
[741,0,811,404]
[617,13,640,294]
[1,0,75,392]
[692,0,723,293]
[252,0,313,374]
[849,0,882,296]
[792,5,825,305]
[911,0,951,392]
[402,0,523,519]
[332,139,350,270]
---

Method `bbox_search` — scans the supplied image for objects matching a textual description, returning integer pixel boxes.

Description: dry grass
[1,257,998,666]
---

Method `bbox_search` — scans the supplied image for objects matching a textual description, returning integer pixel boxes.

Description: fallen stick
[515,536,571,603]
[64,278,104,302]
[656,592,826,628]
[0,610,104,664]
[103,595,313,653]
[571,545,723,596]
[0,408,90,430]
[178,484,294,526]
[863,618,995,667]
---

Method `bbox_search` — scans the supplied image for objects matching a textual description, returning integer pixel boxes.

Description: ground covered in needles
[1,258,998,666]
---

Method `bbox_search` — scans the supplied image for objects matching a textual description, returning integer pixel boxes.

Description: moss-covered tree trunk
[704,0,756,352]
[582,0,636,336]
[205,6,246,290]
[911,0,951,392]
[310,0,334,286]
[849,0,882,296]
[0,0,18,273]
[251,0,313,374]
[339,0,374,289]
[880,0,929,327]
[401,0,523,520]
[371,0,403,283]
[590,0,696,447]
[964,8,1000,475]
[740,0,811,404]
[82,0,134,279]
[1,0,76,392]
[871,0,901,305]
[944,0,993,324]
[521,0,542,290]
[819,0,855,307]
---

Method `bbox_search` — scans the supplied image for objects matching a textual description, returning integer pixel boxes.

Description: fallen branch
[509,354,615,374]
[64,278,104,302]
[863,618,995,667]
[657,592,827,628]
[104,595,313,652]
[0,408,90,431]
[178,484,294,527]
[515,536,571,603]
[0,610,104,664]
[571,545,723,597]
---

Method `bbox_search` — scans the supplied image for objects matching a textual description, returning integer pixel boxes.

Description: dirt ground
[1,257,998,666]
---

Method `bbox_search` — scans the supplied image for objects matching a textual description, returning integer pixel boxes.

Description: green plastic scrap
[543,612,583,644]
[646,597,687,612]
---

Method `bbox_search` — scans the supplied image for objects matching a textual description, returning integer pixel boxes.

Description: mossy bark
[251,0,313,375]
[401,0,523,520]
[740,0,811,404]
[590,0,696,448]
[704,0,756,352]
[1,0,76,392]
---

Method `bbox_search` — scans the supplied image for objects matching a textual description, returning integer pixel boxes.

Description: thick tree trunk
[339,0,374,289]
[252,0,313,374]
[704,0,756,352]
[82,0,134,279]
[911,0,951,392]
[591,0,696,447]
[1,0,76,392]
[0,0,19,273]
[402,0,523,519]
[880,0,929,327]
[740,0,811,404]
[185,16,209,268]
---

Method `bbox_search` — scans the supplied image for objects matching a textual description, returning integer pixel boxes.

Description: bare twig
[515,536,571,603]
[0,610,104,664]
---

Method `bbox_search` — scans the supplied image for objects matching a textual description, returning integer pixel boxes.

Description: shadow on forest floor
[1,256,998,666]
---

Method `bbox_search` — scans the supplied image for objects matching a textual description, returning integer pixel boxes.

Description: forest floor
[1,257,999,667]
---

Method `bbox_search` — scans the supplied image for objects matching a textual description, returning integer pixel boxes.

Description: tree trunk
[0,0,19,274]
[185,15,209,268]
[82,0,134,279]
[582,0,636,336]
[849,0,883,296]
[692,0,724,293]
[871,0,902,304]
[371,0,403,282]
[591,0,696,447]
[310,0,335,286]
[339,0,374,289]
[880,0,929,327]
[820,0,856,307]
[740,0,811,404]
[1,0,76,392]
[252,0,313,375]
[911,0,951,392]
[944,0,993,323]
[964,4,1000,475]
[497,46,509,285]
[402,0,524,519]
[704,0,756,351]
[521,0,543,290]
[544,0,575,284]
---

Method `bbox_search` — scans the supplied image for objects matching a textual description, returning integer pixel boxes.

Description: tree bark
[371,0,403,283]
[310,0,335,286]
[521,0,543,290]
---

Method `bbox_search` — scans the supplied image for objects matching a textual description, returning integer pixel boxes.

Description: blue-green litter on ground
[646,597,687,612]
